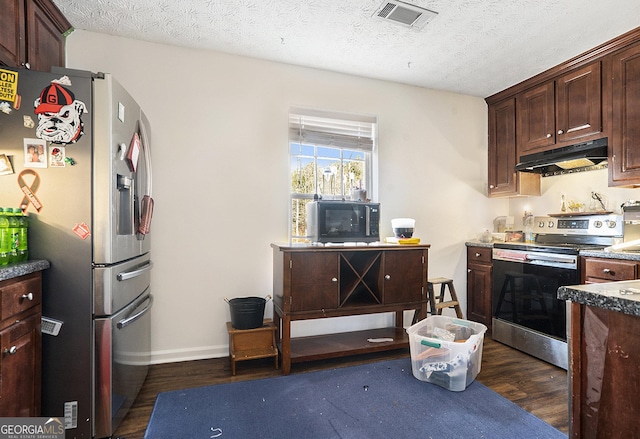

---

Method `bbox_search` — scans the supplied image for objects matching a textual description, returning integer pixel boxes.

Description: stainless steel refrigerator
[0,66,154,438]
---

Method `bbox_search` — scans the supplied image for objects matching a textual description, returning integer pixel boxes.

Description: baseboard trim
[150,345,228,364]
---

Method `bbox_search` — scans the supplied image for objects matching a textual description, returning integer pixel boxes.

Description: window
[289,108,377,242]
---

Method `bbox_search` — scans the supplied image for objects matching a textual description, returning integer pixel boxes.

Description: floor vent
[373,1,438,30]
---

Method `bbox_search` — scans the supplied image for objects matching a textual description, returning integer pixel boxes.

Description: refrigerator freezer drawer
[94,253,152,315]
[94,292,153,438]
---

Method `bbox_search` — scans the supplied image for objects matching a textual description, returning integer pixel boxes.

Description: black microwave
[306,201,380,243]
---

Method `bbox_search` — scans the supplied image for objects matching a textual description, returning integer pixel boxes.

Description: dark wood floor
[113,336,568,439]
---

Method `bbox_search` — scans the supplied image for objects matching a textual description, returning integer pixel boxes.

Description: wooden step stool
[427,277,463,318]
[227,319,279,375]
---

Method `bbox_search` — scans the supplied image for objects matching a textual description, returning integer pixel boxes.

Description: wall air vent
[373,1,438,30]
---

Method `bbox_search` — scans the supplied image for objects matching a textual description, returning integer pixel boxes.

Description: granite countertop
[578,249,640,261]
[0,260,50,282]
[465,241,493,248]
[559,280,640,317]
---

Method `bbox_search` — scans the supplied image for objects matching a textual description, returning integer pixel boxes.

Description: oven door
[491,248,580,370]
[493,258,576,340]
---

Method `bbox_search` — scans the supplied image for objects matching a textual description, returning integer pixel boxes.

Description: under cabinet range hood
[515,137,608,176]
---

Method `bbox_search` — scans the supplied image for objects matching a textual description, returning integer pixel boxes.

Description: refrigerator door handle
[137,118,154,236]
[117,294,154,329]
[116,261,153,281]
[138,118,152,198]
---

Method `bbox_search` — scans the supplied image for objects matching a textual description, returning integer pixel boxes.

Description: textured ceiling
[52,0,640,97]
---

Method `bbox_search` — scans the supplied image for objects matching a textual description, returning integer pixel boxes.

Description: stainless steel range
[492,213,622,369]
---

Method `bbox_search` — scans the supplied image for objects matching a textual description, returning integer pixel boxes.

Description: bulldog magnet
[33,76,87,144]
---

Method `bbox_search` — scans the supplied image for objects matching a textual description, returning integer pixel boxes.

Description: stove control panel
[534,214,622,236]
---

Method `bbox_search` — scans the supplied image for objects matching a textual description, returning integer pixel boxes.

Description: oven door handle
[117,294,154,329]
[493,254,528,262]
[525,255,576,265]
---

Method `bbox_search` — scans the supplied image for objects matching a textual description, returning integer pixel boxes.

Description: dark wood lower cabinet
[0,271,42,417]
[569,303,640,438]
[466,245,493,331]
[271,244,429,374]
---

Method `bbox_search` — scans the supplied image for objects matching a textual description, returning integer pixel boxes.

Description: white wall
[65,30,504,363]
[509,169,640,228]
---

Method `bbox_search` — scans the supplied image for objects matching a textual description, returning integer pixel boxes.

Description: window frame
[288,108,377,242]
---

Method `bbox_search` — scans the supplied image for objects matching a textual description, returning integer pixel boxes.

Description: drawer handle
[21,292,34,301]
[3,346,17,355]
[331,277,337,282]
[385,275,391,280]
[603,268,612,274]
[475,253,481,257]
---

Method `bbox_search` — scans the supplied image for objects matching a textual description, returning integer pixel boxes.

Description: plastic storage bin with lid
[407,315,487,391]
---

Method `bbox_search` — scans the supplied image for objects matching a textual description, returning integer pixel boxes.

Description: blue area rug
[144,358,566,439]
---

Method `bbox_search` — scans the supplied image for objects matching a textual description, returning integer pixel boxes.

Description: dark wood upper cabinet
[517,82,556,155]
[609,41,640,186]
[488,97,540,197]
[488,26,640,188]
[517,62,602,158]
[556,63,602,144]
[0,0,26,68]
[0,0,71,71]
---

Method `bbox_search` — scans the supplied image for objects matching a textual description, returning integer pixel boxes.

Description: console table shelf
[271,243,429,374]
[285,327,409,363]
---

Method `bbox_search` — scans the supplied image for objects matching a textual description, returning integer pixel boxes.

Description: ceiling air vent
[373,1,438,30]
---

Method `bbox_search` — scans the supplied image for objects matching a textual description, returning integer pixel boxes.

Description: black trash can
[227,296,269,330]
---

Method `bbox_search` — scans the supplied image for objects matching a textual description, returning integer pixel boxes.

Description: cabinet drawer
[467,246,492,264]
[583,258,637,281]
[0,274,42,321]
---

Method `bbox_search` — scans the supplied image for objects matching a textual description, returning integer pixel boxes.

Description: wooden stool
[227,319,279,375]
[427,277,463,318]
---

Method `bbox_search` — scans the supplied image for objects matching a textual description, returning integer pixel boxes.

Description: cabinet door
[0,313,41,417]
[467,262,492,329]
[609,42,640,186]
[488,98,517,196]
[517,82,556,156]
[0,0,26,67]
[488,98,540,197]
[290,252,339,312]
[556,62,602,144]
[382,249,424,304]
[26,0,67,71]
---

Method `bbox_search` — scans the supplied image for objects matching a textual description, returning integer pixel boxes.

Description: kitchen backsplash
[507,168,640,230]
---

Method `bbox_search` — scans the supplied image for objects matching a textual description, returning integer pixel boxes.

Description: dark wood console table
[271,243,429,374]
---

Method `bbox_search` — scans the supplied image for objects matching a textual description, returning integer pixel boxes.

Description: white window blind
[289,108,376,151]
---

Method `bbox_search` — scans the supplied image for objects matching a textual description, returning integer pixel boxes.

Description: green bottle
[15,208,28,262]
[0,208,9,266]
[6,208,19,264]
